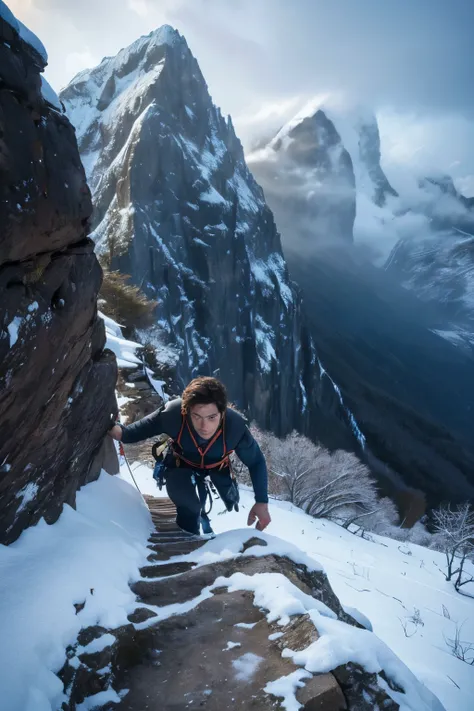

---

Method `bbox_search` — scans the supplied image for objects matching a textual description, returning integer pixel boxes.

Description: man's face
[190,403,221,440]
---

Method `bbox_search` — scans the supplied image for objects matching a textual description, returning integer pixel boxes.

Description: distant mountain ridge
[248,99,474,505]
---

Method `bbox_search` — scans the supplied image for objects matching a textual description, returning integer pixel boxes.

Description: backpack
[151,438,172,489]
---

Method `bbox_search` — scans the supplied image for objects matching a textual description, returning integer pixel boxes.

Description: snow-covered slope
[0,471,152,711]
[126,463,473,711]
[3,462,462,710]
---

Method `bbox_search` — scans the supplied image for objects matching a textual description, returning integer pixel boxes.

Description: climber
[109,376,271,537]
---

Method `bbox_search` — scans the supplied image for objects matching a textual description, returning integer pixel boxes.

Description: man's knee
[210,473,238,510]
[166,471,200,513]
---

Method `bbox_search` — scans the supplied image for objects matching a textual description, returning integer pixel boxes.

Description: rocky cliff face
[60,28,364,444]
[356,116,398,207]
[0,8,118,544]
[248,103,399,252]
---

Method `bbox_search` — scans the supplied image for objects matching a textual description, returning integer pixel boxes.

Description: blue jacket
[121,398,268,503]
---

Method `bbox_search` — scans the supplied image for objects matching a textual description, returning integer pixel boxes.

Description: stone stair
[113,496,350,711]
[61,496,400,711]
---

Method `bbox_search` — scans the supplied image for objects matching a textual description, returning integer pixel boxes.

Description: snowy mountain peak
[61,23,200,177]
[268,94,378,153]
[148,23,183,46]
[249,95,399,254]
[64,23,188,110]
[61,27,337,438]
[269,95,396,209]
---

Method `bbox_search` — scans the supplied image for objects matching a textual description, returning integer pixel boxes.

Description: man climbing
[109,376,271,537]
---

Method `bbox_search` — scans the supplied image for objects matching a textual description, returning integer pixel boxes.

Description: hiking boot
[176,523,215,540]
[200,512,214,536]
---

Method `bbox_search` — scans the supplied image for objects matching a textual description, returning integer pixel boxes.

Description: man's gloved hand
[247,503,271,531]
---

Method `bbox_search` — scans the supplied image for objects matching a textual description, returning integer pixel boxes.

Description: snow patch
[343,605,373,631]
[268,632,283,641]
[145,367,169,402]
[254,315,276,373]
[0,472,152,711]
[250,259,275,295]
[41,77,62,111]
[7,316,22,348]
[78,633,116,655]
[99,312,143,369]
[17,19,48,62]
[232,652,263,681]
[284,608,444,711]
[223,641,241,651]
[265,669,312,711]
[200,186,228,205]
[15,482,39,513]
[213,571,336,626]
[76,688,121,711]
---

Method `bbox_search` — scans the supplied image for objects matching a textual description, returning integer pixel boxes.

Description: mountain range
[61,29,474,507]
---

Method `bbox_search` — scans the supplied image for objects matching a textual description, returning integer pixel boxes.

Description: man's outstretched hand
[247,503,271,531]
[108,424,123,441]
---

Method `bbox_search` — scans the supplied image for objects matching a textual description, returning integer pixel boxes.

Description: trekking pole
[118,441,143,496]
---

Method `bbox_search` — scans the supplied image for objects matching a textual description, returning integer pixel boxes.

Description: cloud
[7,0,474,191]
[65,47,100,79]
[128,0,149,18]
[378,109,474,198]
[10,0,474,112]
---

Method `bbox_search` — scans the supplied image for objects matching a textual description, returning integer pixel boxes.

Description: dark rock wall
[0,15,118,544]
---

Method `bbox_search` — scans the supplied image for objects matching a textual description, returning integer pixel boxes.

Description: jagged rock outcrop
[0,9,118,544]
[59,27,366,447]
[356,116,398,207]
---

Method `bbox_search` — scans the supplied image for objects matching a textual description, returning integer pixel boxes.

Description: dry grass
[99,270,157,329]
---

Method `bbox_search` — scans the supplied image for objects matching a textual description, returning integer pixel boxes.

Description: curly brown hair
[181,377,228,414]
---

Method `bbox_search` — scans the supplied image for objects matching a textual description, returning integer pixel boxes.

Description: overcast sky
[8,0,474,194]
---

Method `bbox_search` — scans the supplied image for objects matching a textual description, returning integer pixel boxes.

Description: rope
[119,441,143,496]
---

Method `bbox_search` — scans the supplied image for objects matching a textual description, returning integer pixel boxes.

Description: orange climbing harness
[171,413,234,472]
